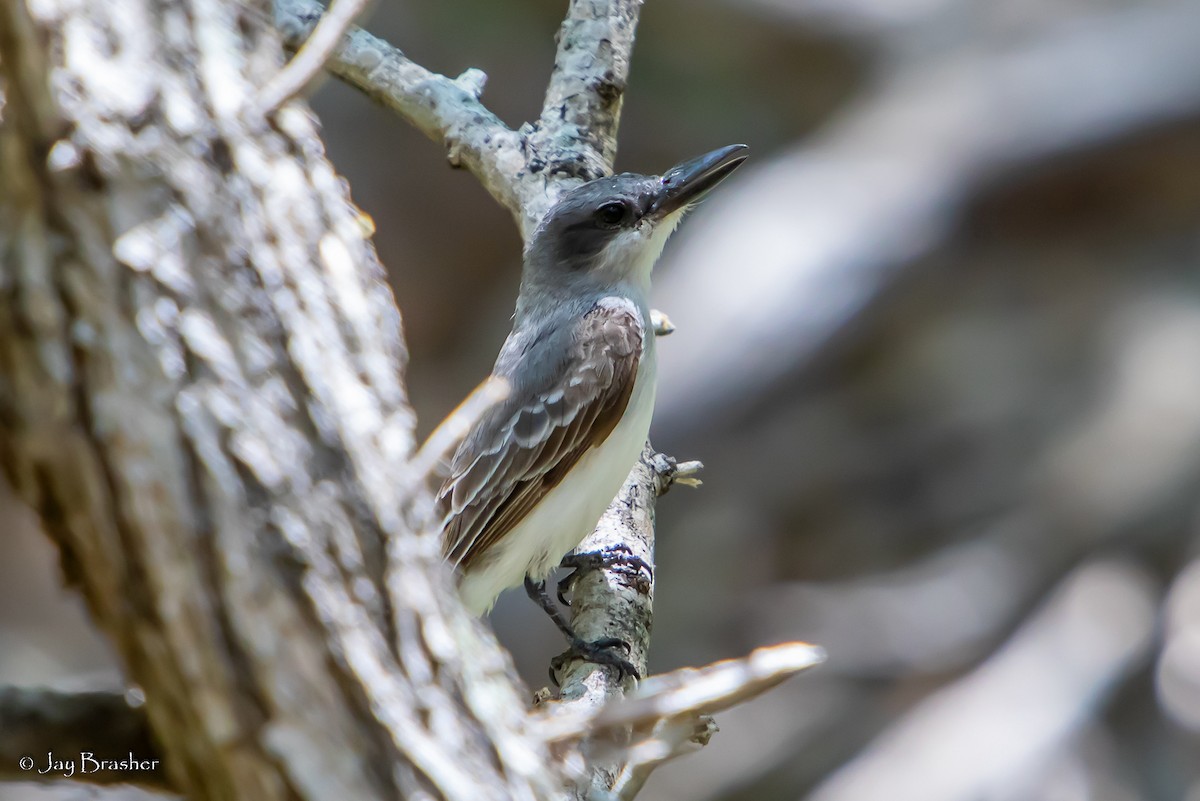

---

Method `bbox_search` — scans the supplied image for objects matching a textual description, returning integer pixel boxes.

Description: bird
[437,144,748,668]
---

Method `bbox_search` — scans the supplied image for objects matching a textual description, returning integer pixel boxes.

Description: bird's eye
[595,201,628,226]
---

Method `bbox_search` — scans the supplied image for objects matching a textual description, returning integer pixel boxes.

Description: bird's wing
[438,300,644,570]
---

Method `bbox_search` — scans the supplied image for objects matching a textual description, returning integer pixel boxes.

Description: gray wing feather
[438,301,643,569]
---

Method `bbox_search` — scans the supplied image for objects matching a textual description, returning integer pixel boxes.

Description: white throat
[595,209,686,294]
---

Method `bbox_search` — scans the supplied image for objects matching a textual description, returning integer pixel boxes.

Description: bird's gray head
[520,144,748,305]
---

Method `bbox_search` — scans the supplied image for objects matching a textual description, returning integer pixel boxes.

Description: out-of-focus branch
[654,2,1200,434]
[734,0,995,48]
[259,0,373,112]
[750,293,1200,681]
[542,641,826,800]
[752,518,1060,676]
[0,688,167,789]
[1157,556,1200,731]
[806,560,1155,801]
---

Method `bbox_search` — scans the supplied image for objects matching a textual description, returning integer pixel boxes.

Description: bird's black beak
[650,144,749,218]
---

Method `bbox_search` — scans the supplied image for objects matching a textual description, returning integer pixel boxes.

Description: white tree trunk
[0,0,560,797]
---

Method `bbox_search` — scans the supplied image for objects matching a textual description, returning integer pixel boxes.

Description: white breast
[458,337,657,615]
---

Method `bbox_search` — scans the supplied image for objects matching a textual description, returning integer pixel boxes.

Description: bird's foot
[526,576,641,684]
[557,544,653,606]
[551,636,640,685]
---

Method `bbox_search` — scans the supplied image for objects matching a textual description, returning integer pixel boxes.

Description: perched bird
[438,145,748,658]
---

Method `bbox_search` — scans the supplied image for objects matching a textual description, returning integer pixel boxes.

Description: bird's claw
[557,545,654,606]
[550,636,640,686]
[556,574,575,607]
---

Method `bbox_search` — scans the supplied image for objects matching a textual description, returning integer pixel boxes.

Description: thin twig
[613,716,717,801]
[650,309,675,337]
[260,0,373,113]
[540,641,827,742]
[273,0,526,225]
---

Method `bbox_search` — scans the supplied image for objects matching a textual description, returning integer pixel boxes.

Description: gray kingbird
[438,144,749,642]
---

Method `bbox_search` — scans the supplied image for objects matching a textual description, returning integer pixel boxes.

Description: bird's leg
[556,543,654,606]
[524,575,574,640]
[524,576,640,683]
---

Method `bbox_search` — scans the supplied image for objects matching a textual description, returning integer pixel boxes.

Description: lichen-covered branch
[273,0,643,236]
[541,447,664,797]
[553,446,665,695]
[528,0,643,187]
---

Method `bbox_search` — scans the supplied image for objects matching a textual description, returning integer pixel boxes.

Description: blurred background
[5,0,1200,799]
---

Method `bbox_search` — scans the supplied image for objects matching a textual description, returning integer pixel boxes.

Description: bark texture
[0,1,823,798]
[0,0,560,798]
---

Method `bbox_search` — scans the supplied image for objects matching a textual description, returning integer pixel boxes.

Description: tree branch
[273,0,644,236]
[543,446,812,798]
[273,0,527,227]
[542,641,826,799]
[554,445,667,694]
[529,0,643,185]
